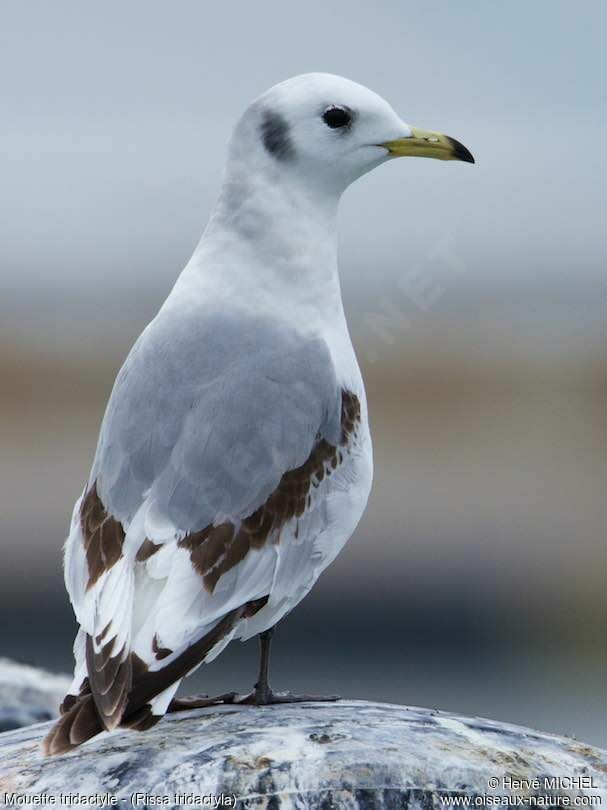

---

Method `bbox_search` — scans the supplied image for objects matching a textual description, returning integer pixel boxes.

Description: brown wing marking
[85,633,131,732]
[80,482,125,590]
[179,389,361,593]
[152,634,172,660]
[42,692,101,756]
[136,539,161,562]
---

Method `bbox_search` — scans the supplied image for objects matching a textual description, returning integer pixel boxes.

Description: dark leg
[237,626,340,705]
[166,632,275,712]
[167,625,339,713]
[255,627,274,701]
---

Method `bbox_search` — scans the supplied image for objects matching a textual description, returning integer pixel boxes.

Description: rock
[0,700,605,808]
[0,658,70,733]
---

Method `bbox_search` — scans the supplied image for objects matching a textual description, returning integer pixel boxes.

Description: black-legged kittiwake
[44,73,473,756]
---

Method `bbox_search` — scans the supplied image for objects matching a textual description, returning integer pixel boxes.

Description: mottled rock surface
[1,700,606,808]
[0,658,70,733]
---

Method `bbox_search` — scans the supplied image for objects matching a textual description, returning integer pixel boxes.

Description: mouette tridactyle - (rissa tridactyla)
[44,73,473,756]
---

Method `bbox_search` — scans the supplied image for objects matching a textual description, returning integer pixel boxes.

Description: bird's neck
[186,164,347,336]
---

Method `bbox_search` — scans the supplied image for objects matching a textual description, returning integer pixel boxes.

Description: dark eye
[322,106,352,129]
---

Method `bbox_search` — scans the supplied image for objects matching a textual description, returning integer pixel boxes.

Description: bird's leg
[167,626,340,713]
[165,629,277,712]
[236,627,340,705]
[249,626,275,703]
[165,630,277,713]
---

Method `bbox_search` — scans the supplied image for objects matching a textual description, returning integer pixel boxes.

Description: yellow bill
[381,127,474,163]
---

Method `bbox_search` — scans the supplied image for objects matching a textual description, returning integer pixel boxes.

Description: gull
[44,73,473,755]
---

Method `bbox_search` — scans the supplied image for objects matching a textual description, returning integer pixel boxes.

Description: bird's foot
[167,687,340,713]
[235,686,340,706]
[167,692,239,713]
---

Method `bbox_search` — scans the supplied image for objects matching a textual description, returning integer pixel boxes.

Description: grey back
[92,306,341,532]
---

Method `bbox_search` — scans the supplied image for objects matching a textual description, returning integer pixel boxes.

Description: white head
[227,73,473,199]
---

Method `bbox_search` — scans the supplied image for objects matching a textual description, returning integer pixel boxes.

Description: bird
[43,73,473,756]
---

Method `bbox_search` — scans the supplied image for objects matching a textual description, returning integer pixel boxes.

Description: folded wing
[46,305,346,754]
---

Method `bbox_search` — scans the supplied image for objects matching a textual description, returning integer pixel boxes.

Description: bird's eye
[322,106,352,129]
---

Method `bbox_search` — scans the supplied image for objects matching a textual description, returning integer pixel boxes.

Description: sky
[1,1,607,746]
[1,0,606,307]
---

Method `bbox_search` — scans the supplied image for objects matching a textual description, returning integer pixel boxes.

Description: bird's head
[229,73,474,197]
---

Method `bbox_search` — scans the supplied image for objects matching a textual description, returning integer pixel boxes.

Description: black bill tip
[447,136,475,164]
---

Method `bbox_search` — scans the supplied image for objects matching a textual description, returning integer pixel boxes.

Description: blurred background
[1,1,606,746]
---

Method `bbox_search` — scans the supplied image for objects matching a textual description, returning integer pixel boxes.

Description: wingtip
[42,692,104,756]
[41,724,76,757]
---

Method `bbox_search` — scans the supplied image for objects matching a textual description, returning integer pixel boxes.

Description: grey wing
[92,306,342,531]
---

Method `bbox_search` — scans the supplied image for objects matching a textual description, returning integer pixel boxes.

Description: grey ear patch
[261,110,294,161]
